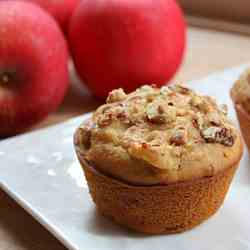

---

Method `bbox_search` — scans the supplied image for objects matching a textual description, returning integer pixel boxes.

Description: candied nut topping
[106,88,127,103]
[78,83,242,185]
[146,102,176,124]
[160,86,172,95]
[75,122,94,149]
[191,96,209,113]
[192,113,204,130]
[170,127,187,146]
[139,85,155,92]
[190,95,203,107]
[97,112,113,127]
[207,111,221,126]
[91,84,237,150]
[169,84,191,95]
[201,126,235,146]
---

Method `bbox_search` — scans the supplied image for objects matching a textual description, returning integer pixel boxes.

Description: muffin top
[231,69,250,113]
[76,84,242,185]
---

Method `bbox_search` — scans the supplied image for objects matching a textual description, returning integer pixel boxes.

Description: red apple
[29,0,80,32]
[0,0,80,33]
[69,0,186,98]
[0,1,69,136]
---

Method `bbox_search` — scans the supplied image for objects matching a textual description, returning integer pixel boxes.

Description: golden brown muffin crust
[80,158,239,234]
[76,84,242,185]
[231,69,250,113]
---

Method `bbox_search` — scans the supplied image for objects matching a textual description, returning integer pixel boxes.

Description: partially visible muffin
[231,69,250,150]
[75,84,243,234]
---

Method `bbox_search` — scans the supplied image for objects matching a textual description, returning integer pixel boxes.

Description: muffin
[74,84,243,234]
[231,69,250,150]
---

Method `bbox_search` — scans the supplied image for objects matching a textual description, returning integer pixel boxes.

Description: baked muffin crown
[76,84,242,185]
[231,69,250,113]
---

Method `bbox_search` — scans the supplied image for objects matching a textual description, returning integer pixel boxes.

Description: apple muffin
[231,69,250,150]
[74,84,243,234]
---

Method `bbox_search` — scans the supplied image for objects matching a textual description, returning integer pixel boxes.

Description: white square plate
[1,65,250,250]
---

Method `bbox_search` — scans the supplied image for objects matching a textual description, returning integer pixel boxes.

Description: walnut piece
[160,86,172,95]
[116,110,131,124]
[169,84,191,95]
[192,113,204,130]
[76,124,93,150]
[139,85,155,92]
[191,95,217,114]
[190,95,203,107]
[146,103,165,123]
[146,102,176,124]
[202,126,235,146]
[106,88,127,103]
[170,128,187,146]
[190,95,210,113]
[207,111,221,126]
[97,113,113,127]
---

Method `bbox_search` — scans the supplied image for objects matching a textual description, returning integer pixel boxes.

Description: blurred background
[180,0,250,29]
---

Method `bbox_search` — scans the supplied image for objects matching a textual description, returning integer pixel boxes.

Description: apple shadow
[58,62,102,116]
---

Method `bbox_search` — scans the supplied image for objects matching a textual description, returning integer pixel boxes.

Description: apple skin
[27,0,80,33]
[0,1,69,136]
[69,0,186,98]
[0,0,80,33]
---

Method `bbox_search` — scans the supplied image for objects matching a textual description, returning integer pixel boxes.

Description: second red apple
[69,0,186,98]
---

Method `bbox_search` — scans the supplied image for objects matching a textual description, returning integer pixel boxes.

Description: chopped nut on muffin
[201,126,235,146]
[169,126,188,146]
[106,88,127,103]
